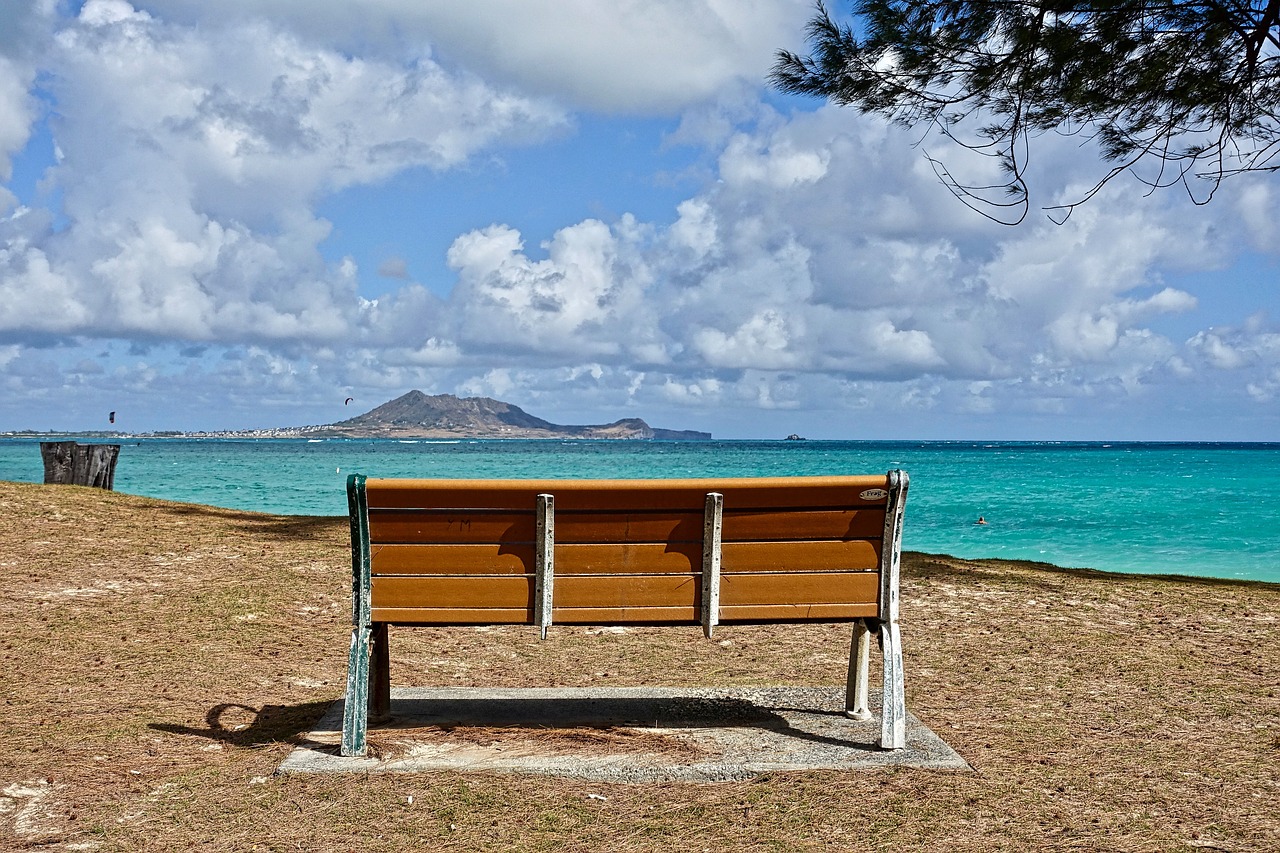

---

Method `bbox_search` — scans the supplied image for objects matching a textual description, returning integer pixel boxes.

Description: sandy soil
[1,480,1277,851]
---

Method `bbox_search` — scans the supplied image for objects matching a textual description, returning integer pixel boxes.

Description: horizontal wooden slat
[551,511,703,544]
[721,540,880,573]
[370,510,713,545]
[372,570,879,612]
[556,574,699,608]
[555,542,701,574]
[551,606,698,624]
[373,575,533,609]
[718,602,878,620]
[552,605,879,624]
[372,607,531,625]
[370,541,880,576]
[719,571,879,606]
[370,508,886,547]
[373,574,702,611]
[364,475,891,511]
[370,602,879,626]
[721,508,885,542]
[369,510,535,544]
[371,543,534,575]
[370,542,704,575]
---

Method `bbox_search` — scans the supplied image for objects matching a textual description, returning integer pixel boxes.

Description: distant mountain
[309,391,711,440]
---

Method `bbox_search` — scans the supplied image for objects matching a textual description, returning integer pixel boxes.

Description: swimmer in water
[975,516,988,525]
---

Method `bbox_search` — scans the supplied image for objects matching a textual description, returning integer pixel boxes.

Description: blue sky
[1,0,1279,440]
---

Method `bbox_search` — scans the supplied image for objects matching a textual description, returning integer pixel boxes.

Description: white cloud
[1234,181,1280,249]
[0,1,567,346]
[1045,287,1197,362]
[0,55,38,182]
[389,101,1280,415]
[1247,369,1280,402]
[136,0,812,112]
[661,376,722,404]
[52,2,567,207]
[1189,331,1248,369]
[446,218,661,360]
[691,309,804,369]
[1187,316,1280,373]
[718,133,830,188]
[668,198,719,258]
[458,368,518,400]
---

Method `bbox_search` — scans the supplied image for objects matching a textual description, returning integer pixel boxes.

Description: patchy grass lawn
[1,481,1277,851]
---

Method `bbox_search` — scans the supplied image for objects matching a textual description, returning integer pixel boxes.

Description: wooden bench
[340,471,910,757]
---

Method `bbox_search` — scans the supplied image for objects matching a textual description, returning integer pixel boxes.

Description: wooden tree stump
[40,442,121,490]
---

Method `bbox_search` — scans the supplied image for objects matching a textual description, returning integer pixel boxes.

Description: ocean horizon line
[4,433,1280,448]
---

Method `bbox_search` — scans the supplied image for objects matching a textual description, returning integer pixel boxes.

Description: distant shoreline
[0,429,706,440]
[5,432,1280,447]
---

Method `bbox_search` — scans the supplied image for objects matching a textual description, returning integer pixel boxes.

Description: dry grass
[1,480,1277,852]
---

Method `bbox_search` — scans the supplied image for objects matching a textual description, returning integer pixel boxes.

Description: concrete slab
[278,687,970,782]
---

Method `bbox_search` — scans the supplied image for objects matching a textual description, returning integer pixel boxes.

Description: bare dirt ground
[1,480,1277,851]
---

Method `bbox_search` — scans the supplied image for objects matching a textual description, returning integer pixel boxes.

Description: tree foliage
[771,1,1280,223]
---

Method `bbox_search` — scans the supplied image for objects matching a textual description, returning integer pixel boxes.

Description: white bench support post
[535,493,555,640]
[845,619,872,721]
[701,492,723,639]
[877,469,909,749]
[880,621,906,748]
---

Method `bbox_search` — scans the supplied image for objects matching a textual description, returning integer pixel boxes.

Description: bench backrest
[348,472,907,632]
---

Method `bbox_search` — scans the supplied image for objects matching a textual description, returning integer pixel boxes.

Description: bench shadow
[343,693,884,755]
[149,700,335,748]
[155,502,347,542]
[152,694,889,756]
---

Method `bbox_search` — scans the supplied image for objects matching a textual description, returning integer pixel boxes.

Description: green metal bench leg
[341,625,371,757]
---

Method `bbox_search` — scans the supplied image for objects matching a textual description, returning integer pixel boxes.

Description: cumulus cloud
[137,0,812,112]
[326,100,1279,422]
[691,309,804,370]
[0,0,50,187]
[0,56,38,182]
[0,0,567,346]
[1246,369,1280,402]
[718,133,830,188]
[446,218,661,361]
[1187,316,1280,372]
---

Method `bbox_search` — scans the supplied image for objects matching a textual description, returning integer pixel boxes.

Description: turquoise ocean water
[2,438,1277,584]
